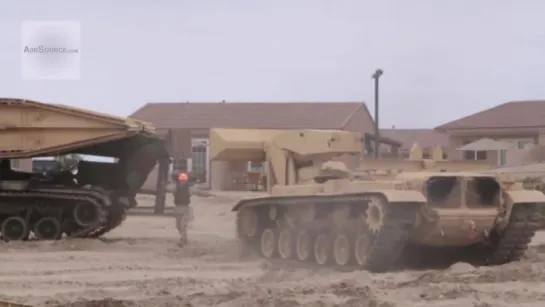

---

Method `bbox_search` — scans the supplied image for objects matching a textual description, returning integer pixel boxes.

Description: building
[15,99,540,183]
[130,101,378,190]
[379,128,449,159]
[435,100,545,166]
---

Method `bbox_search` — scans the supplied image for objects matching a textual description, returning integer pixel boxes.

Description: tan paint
[210,127,545,247]
[494,189,545,229]
[357,158,490,173]
[0,98,157,158]
[0,97,169,203]
[411,208,498,246]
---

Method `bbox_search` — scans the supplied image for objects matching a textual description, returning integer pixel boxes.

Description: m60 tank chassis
[209,128,545,273]
[0,98,169,241]
[233,193,541,272]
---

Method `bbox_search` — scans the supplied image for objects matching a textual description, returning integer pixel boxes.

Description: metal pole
[154,129,173,214]
[154,158,169,214]
[371,69,383,158]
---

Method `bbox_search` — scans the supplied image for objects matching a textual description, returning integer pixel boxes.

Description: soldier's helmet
[178,172,189,182]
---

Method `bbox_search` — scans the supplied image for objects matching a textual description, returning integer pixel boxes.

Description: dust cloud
[0,192,544,307]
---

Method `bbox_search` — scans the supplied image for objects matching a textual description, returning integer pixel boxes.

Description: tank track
[82,143,159,238]
[0,186,111,241]
[85,199,129,238]
[235,193,421,273]
[480,203,541,265]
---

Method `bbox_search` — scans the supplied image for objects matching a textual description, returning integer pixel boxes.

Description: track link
[364,203,418,272]
[86,201,128,238]
[483,203,541,265]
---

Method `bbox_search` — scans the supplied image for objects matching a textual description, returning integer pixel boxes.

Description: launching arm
[209,128,363,192]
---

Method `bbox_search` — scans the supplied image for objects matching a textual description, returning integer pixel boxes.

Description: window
[191,145,207,181]
[248,161,264,172]
[172,159,188,171]
[517,139,534,149]
[463,149,487,160]
[462,140,487,161]
[499,149,507,166]
[10,160,19,169]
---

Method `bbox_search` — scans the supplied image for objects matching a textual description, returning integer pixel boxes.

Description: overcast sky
[1,0,544,128]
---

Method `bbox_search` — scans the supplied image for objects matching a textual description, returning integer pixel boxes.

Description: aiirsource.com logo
[23,46,79,54]
[21,20,81,80]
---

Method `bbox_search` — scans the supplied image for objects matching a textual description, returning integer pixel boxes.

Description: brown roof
[435,100,545,131]
[130,102,374,130]
[380,129,449,150]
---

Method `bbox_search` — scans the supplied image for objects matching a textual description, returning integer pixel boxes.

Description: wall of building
[168,128,192,159]
[446,136,465,161]
[210,161,229,190]
[504,146,533,166]
[501,132,545,165]
[210,160,249,190]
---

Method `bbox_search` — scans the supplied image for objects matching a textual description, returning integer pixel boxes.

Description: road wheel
[295,229,312,261]
[1,217,28,242]
[34,217,62,240]
[333,232,351,266]
[260,228,277,258]
[354,233,373,266]
[278,229,293,259]
[73,203,99,227]
[313,233,331,265]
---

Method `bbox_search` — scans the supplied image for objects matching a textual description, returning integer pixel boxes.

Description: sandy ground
[1,192,545,307]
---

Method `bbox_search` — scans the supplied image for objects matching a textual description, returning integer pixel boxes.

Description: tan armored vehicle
[0,98,168,241]
[210,128,545,272]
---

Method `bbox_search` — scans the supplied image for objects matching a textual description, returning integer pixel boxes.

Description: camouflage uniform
[174,205,190,245]
[173,177,191,246]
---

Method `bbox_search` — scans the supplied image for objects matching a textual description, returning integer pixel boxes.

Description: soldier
[174,171,191,246]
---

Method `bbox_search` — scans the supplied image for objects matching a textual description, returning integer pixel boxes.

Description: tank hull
[206,127,544,271]
[234,194,542,272]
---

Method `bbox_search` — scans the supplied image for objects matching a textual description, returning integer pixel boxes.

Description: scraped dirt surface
[1,192,545,307]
